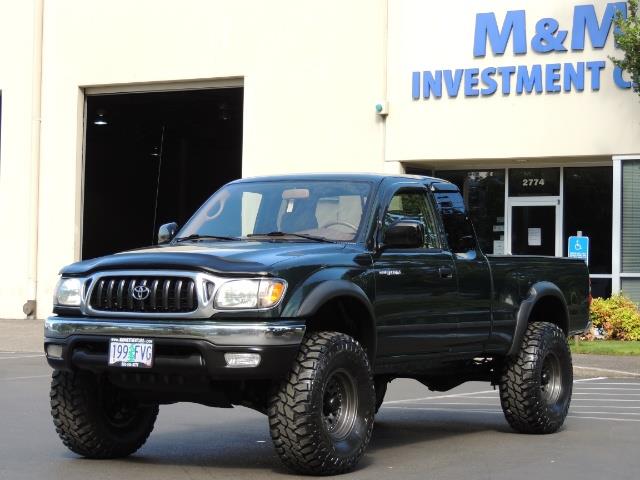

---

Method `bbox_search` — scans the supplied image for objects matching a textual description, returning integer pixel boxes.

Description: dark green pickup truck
[45,173,590,475]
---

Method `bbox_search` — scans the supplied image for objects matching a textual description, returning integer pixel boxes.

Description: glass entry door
[507,200,561,256]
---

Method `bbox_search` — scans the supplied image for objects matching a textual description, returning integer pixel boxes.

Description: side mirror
[157,222,178,244]
[382,220,424,249]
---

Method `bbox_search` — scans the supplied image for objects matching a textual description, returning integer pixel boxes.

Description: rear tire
[50,370,158,458]
[499,322,573,434]
[268,332,375,475]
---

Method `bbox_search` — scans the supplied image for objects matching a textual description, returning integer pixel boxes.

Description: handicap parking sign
[568,236,589,265]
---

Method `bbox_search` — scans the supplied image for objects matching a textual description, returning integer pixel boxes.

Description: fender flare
[296,280,377,360]
[507,281,569,357]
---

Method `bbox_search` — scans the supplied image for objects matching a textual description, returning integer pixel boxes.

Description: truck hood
[60,241,347,276]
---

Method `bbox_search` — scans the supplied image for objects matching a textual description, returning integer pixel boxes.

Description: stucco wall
[386,0,640,162]
[0,0,38,318]
[29,0,387,317]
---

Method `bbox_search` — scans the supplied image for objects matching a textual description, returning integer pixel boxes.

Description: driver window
[384,190,440,249]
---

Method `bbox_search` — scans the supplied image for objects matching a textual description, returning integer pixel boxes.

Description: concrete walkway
[1,319,639,377]
[0,319,44,353]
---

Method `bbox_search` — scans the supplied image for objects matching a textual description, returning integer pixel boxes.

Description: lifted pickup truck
[45,173,589,475]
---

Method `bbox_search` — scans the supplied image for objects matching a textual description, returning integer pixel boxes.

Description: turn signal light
[259,280,286,308]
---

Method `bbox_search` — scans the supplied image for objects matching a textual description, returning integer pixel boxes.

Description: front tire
[268,332,375,475]
[499,322,573,434]
[50,370,158,458]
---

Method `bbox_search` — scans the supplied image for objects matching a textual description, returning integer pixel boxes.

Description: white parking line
[570,411,640,416]
[571,398,640,402]
[571,405,640,409]
[574,366,640,377]
[384,389,497,405]
[574,377,608,382]
[568,415,640,423]
[573,392,640,396]
[0,354,44,360]
[575,387,640,391]
[575,382,640,386]
[383,406,640,422]
[1,374,50,381]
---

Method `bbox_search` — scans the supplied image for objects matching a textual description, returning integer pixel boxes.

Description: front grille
[89,276,198,313]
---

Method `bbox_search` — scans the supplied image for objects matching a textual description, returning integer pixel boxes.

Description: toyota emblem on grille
[132,285,151,301]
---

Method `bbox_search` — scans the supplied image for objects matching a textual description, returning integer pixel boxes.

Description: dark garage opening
[82,87,243,260]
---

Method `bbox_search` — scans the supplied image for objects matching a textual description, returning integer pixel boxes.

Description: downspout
[380,0,390,172]
[24,0,44,318]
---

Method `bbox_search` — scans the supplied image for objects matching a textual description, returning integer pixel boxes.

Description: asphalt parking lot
[1,351,639,480]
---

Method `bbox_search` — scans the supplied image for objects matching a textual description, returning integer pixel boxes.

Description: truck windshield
[178,180,373,242]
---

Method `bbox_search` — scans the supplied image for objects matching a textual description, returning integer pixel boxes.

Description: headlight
[54,278,84,306]
[215,279,287,309]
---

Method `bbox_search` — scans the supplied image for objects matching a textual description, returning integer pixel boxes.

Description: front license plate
[108,337,154,368]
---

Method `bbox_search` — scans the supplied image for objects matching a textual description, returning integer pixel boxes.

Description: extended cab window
[433,190,477,257]
[384,190,440,249]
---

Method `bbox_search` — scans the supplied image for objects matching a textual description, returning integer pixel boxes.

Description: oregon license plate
[108,337,154,368]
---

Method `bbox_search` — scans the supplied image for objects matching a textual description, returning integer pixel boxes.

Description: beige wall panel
[387,0,640,162]
[0,0,38,318]
[33,0,387,317]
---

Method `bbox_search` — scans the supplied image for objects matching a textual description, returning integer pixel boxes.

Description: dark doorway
[82,88,243,260]
[511,206,556,256]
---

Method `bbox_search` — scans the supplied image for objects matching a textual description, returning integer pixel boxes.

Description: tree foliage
[611,0,640,94]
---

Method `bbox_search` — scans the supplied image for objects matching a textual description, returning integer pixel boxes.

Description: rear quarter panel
[486,255,590,351]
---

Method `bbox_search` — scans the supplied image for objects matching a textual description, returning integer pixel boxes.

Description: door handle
[439,266,453,278]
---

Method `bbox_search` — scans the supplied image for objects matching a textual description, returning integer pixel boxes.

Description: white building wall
[386,0,640,163]
[0,0,39,318]
[30,0,388,318]
[1,0,639,318]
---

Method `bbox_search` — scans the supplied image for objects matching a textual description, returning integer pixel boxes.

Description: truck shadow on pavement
[117,408,512,473]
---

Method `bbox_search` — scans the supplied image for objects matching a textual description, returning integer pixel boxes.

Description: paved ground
[0,319,43,353]
[1,352,639,480]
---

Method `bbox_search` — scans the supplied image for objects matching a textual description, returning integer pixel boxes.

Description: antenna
[151,125,166,245]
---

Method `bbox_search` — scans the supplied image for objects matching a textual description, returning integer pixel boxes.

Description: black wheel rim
[540,352,562,405]
[322,369,358,440]
[101,382,141,428]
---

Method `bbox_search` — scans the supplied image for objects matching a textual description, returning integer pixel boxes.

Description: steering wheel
[323,221,358,232]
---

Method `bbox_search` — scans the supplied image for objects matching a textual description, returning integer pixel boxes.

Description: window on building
[563,167,612,275]
[622,161,640,303]
[622,161,640,272]
[434,170,505,254]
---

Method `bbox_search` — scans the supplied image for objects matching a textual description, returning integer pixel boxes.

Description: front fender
[295,279,375,319]
[280,269,376,360]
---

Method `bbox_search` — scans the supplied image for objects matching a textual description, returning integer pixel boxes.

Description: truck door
[432,183,492,352]
[373,185,458,357]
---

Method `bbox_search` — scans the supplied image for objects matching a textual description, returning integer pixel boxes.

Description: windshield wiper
[247,231,335,243]
[174,234,240,243]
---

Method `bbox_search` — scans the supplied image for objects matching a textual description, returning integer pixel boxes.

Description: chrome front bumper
[45,316,306,346]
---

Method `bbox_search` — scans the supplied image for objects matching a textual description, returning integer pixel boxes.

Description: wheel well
[305,296,376,363]
[528,295,568,335]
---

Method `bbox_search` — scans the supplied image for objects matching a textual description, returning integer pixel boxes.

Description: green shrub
[589,294,640,341]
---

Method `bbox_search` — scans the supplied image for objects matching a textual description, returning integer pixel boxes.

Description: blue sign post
[568,236,589,265]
